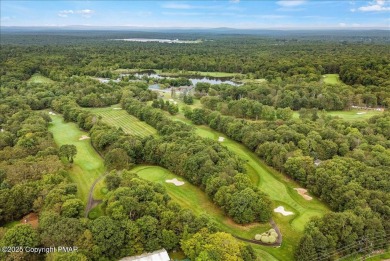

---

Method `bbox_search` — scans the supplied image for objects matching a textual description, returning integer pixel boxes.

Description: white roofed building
[119,249,170,261]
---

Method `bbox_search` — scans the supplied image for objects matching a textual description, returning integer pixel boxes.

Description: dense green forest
[1,31,389,260]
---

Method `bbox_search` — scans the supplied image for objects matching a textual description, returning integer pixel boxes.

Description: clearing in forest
[322,73,342,84]
[86,105,157,137]
[48,114,105,204]
[27,74,54,84]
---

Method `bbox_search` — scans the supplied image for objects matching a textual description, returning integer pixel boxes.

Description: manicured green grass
[241,78,267,84]
[292,110,383,121]
[27,74,54,84]
[48,115,105,204]
[131,165,270,239]
[326,110,383,120]
[86,105,157,137]
[322,74,341,84]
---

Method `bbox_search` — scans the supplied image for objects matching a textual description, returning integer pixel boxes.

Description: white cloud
[58,9,94,18]
[58,10,74,18]
[161,3,193,9]
[230,0,240,3]
[358,0,390,11]
[276,1,306,7]
[339,22,347,27]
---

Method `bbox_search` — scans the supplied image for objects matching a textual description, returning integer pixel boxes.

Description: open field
[322,74,342,84]
[86,105,157,137]
[292,109,383,121]
[48,114,105,204]
[27,74,54,84]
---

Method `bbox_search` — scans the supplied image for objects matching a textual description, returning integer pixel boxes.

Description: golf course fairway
[48,114,105,204]
[131,165,278,261]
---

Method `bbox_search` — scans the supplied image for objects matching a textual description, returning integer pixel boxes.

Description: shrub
[269,235,277,243]
[255,234,262,241]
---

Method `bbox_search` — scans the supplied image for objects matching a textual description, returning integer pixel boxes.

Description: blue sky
[1,1,389,29]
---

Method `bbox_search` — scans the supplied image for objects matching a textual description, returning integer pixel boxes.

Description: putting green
[48,114,105,204]
[86,105,157,137]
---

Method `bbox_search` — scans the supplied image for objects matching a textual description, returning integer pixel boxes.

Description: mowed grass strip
[48,114,105,204]
[86,106,157,137]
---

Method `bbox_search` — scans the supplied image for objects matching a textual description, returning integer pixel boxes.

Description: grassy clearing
[322,74,341,84]
[86,105,157,137]
[292,110,383,121]
[48,115,105,204]
[27,74,54,84]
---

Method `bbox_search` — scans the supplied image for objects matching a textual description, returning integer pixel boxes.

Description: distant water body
[111,38,201,44]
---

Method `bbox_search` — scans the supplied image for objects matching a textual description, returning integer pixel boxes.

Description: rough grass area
[322,74,341,84]
[292,110,383,121]
[27,74,54,84]
[48,114,105,204]
[86,105,157,137]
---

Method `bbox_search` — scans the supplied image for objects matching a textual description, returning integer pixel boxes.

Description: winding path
[85,173,107,217]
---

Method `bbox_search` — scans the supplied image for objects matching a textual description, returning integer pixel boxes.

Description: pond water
[131,73,241,86]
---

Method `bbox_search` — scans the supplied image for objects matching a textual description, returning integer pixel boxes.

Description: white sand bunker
[79,135,90,140]
[274,206,294,216]
[218,137,225,142]
[166,178,185,186]
[48,111,56,115]
[356,112,366,115]
[294,188,313,200]
[113,108,122,110]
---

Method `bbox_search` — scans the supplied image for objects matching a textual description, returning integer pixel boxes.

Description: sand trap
[48,111,56,115]
[79,135,90,140]
[274,206,294,216]
[218,137,225,142]
[356,112,366,115]
[113,108,122,110]
[166,178,185,186]
[294,188,313,200]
